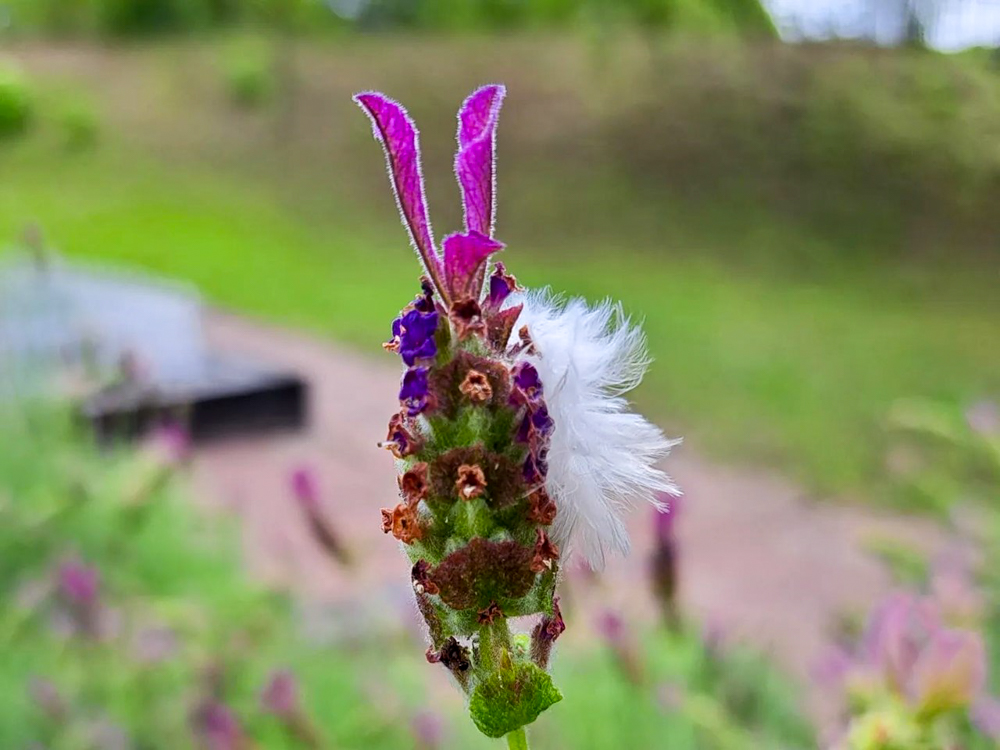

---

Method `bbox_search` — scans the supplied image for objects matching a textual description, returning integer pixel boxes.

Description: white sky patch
[763,0,1000,51]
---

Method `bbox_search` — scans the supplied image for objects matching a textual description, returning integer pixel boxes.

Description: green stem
[505,726,529,750]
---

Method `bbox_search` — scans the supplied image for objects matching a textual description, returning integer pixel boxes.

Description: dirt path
[191,310,954,720]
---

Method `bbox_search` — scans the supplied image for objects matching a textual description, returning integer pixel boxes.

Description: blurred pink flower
[290,465,349,565]
[861,592,941,693]
[261,669,299,719]
[192,700,246,750]
[909,628,986,715]
[148,421,191,465]
[653,491,681,541]
[411,710,444,749]
[57,559,99,607]
[595,610,625,645]
[290,465,320,513]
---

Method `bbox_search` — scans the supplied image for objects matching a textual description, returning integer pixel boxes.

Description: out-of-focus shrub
[57,99,101,151]
[357,0,775,32]
[94,0,213,35]
[0,63,32,139]
[222,42,275,108]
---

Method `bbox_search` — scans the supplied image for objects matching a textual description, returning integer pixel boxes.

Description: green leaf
[469,658,562,738]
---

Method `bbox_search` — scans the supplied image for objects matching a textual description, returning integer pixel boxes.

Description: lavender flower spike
[357,85,677,745]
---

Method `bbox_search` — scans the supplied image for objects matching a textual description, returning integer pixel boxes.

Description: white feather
[513,291,680,570]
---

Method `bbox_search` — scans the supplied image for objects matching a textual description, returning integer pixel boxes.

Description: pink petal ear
[455,85,506,238]
[442,231,504,302]
[355,92,446,298]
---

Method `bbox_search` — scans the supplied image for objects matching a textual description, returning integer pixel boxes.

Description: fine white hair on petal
[513,290,680,570]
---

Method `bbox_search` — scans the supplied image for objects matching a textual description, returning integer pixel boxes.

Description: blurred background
[1,1,999,748]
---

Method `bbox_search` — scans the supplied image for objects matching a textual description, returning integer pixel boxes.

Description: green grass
[2,36,999,501]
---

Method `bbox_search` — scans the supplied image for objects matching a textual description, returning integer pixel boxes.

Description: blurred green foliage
[0,0,774,36]
[0,405,415,748]
[1,33,998,500]
[56,99,100,151]
[356,0,774,33]
[221,38,276,108]
[0,404,812,748]
[0,62,32,139]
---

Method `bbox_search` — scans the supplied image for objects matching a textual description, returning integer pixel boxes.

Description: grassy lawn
[2,36,999,501]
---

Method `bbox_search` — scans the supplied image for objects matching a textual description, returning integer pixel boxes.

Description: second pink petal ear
[443,231,505,302]
[355,91,446,296]
[455,85,506,237]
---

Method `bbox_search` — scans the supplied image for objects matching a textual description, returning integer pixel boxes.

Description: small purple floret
[488,268,513,307]
[398,309,439,366]
[532,405,554,435]
[513,363,543,399]
[400,367,431,416]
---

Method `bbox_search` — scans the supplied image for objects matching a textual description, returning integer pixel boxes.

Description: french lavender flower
[291,465,350,565]
[822,591,1000,749]
[650,493,681,631]
[355,85,677,745]
[261,668,322,748]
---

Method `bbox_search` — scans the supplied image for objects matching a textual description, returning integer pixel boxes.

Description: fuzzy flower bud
[356,83,676,741]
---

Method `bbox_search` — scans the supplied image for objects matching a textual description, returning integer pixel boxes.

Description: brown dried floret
[477,601,503,625]
[449,298,487,341]
[379,503,423,544]
[455,464,487,500]
[429,538,535,610]
[530,529,560,573]
[459,369,493,404]
[412,560,440,595]
[527,487,558,525]
[430,447,522,509]
[428,351,511,417]
[399,463,429,505]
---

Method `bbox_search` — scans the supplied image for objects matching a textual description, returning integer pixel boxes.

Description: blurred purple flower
[595,610,625,644]
[653,491,681,541]
[411,710,444,750]
[57,559,99,607]
[595,610,644,685]
[972,696,1000,740]
[192,700,245,750]
[261,669,299,719]
[291,466,321,513]
[861,592,941,693]
[651,493,682,630]
[148,421,191,465]
[909,628,986,714]
[290,466,350,565]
